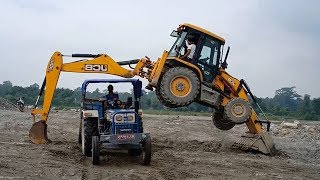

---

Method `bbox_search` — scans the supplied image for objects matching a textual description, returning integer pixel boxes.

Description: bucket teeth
[232,132,275,155]
[29,121,51,144]
[233,134,259,150]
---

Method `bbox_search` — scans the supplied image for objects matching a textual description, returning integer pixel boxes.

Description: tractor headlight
[115,114,124,123]
[126,113,135,123]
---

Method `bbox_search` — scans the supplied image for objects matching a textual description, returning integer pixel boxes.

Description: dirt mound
[0,97,17,111]
[153,137,227,153]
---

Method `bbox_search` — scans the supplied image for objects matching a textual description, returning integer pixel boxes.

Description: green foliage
[0,81,319,120]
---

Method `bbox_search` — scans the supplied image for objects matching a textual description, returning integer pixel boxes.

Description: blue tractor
[78,79,151,165]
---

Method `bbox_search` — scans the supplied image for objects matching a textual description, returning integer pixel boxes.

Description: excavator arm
[30,51,151,144]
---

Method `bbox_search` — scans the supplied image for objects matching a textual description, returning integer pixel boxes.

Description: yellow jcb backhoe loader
[30,23,276,155]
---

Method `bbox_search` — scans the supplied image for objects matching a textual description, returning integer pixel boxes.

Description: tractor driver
[105,85,119,108]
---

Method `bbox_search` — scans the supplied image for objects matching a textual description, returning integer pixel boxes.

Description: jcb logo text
[84,64,107,71]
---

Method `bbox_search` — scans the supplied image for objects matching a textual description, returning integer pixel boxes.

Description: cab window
[198,38,220,67]
[197,37,221,84]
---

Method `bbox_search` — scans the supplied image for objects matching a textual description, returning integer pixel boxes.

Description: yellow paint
[212,68,263,134]
[148,51,168,86]
[170,76,191,97]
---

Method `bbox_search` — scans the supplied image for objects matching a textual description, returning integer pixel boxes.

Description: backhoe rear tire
[159,67,200,107]
[156,85,178,108]
[82,118,98,157]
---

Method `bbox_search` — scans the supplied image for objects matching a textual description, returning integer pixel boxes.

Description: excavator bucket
[232,132,276,155]
[29,121,51,144]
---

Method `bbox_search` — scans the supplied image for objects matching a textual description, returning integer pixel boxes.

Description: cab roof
[181,23,225,44]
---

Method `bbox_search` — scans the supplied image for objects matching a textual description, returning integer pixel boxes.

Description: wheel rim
[231,103,246,117]
[170,76,191,97]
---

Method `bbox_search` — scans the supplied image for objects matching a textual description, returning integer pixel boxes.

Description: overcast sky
[0,0,319,98]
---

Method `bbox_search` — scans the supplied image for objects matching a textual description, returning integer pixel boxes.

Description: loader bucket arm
[30,51,150,144]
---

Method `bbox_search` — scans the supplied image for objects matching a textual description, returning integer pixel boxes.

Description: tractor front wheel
[140,134,152,166]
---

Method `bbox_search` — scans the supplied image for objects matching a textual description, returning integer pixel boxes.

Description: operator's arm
[181,49,191,59]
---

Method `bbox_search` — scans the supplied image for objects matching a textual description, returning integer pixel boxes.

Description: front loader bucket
[232,132,276,155]
[29,121,51,144]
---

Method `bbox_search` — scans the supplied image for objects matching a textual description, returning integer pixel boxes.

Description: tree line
[0,81,319,120]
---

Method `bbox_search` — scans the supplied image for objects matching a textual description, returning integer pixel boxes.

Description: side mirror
[170,30,179,37]
[127,97,133,108]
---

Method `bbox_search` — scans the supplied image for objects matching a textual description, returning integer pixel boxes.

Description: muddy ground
[0,109,319,180]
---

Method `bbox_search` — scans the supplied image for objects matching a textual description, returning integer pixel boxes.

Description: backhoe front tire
[224,98,251,124]
[159,67,200,107]
[213,109,235,130]
[81,118,98,157]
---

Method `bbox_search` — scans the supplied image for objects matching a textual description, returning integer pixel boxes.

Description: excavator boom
[30,51,151,144]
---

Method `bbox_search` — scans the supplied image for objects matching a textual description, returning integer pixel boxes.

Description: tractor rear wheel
[224,98,251,124]
[159,67,200,107]
[92,136,100,165]
[78,118,82,144]
[81,118,98,157]
[140,134,151,165]
[213,109,235,130]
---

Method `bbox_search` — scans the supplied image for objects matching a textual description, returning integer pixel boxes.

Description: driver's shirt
[186,43,196,59]
[106,93,119,106]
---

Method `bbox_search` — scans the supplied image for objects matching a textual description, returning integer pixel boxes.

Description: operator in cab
[105,85,119,108]
[180,36,196,61]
